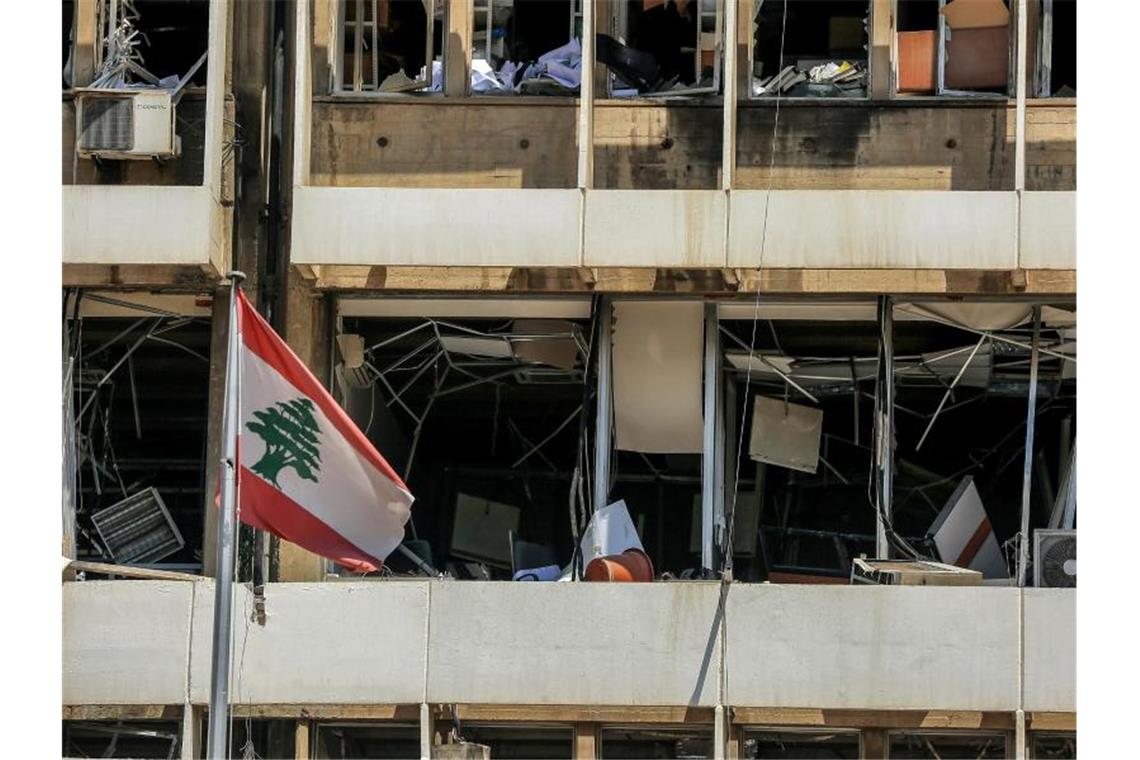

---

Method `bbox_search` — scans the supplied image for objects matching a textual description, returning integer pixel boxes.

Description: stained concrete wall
[1023,589,1077,712]
[725,586,1021,711]
[425,582,723,706]
[63,581,197,705]
[63,581,1074,712]
[290,188,1074,270]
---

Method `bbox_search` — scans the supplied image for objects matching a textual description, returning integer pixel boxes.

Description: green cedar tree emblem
[245,398,323,487]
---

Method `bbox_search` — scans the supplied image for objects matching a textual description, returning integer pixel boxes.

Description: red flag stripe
[236,291,410,494]
[954,517,993,568]
[238,465,384,573]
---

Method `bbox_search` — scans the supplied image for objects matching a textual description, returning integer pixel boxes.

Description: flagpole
[207,271,245,759]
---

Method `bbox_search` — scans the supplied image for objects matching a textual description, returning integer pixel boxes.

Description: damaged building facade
[62,1,1076,758]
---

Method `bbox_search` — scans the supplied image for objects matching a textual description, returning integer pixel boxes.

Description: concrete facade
[64,580,1074,714]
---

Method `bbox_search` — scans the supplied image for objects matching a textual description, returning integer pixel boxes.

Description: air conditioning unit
[1034,529,1076,588]
[91,488,185,565]
[75,88,180,160]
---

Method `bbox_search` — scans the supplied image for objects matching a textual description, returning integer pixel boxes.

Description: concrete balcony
[62,185,227,276]
[63,580,1074,714]
[290,187,1075,271]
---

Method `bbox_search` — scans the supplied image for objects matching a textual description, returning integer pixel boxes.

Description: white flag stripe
[241,346,410,562]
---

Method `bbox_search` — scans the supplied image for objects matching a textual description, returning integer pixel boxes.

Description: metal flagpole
[206,271,245,759]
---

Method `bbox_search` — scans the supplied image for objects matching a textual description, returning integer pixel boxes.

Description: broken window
[334,0,441,93]
[896,0,1012,97]
[64,1,76,88]
[751,1,870,98]
[446,724,575,758]
[741,728,861,758]
[94,0,211,87]
[888,731,1009,758]
[65,295,213,572]
[717,300,1076,584]
[1031,731,1077,759]
[464,0,580,95]
[332,306,592,579]
[600,726,714,759]
[313,722,421,758]
[1034,0,1076,97]
[63,720,182,759]
[603,0,725,97]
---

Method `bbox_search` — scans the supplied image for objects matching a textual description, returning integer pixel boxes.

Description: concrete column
[870,0,893,99]
[444,0,473,97]
[420,703,434,760]
[714,704,726,760]
[181,704,202,760]
[575,723,599,760]
[862,728,887,759]
[202,290,230,578]
[276,273,331,581]
[593,297,613,512]
[1015,708,1028,759]
[73,0,98,87]
[295,719,311,760]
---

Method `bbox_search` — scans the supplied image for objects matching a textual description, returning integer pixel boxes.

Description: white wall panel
[584,190,726,267]
[63,186,220,267]
[426,582,722,706]
[1020,192,1076,269]
[291,187,581,266]
[725,586,1021,710]
[728,190,1019,269]
[1023,589,1076,712]
[63,581,196,705]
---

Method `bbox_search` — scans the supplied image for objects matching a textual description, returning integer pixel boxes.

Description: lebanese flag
[233,290,413,572]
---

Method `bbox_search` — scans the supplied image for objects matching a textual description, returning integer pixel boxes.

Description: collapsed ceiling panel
[612,301,704,454]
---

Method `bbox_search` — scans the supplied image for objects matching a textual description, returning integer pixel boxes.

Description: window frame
[885,728,1013,758]
[332,0,438,94]
[604,0,726,99]
[892,0,1013,99]
[748,0,875,101]
[741,725,864,758]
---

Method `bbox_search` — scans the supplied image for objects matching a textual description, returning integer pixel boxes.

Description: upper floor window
[751,0,871,99]
[1034,0,1076,97]
[334,0,441,93]
[896,0,1011,97]
[468,0,580,96]
[602,0,724,97]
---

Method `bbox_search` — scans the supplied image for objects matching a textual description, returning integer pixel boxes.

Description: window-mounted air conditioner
[75,88,180,160]
[1034,529,1076,588]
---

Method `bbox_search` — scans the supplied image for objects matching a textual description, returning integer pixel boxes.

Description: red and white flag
[233,290,412,572]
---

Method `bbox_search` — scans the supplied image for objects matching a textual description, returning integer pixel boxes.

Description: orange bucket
[585,548,654,582]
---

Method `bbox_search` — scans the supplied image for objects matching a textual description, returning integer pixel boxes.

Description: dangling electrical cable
[724,0,789,576]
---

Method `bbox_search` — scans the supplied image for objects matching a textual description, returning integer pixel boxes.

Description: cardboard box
[897,30,938,93]
[945,25,1009,90]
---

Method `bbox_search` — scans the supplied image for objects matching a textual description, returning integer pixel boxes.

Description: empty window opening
[600,726,714,759]
[464,0,579,95]
[94,0,211,87]
[752,1,870,98]
[888,731,1009,758]
[336,0,442,93]
[313,722,421,759]
[334,313,591,580]
[66,307,212,573]
[448,724,575,759]
[1032,731,1076,759]
[719,301,1075,585]
[896,0,1011,97]
[603,0,724,97]
[63,720,182,759]
[1035,0,1076,96]
[742,728,861,759]
[64,1,76,88]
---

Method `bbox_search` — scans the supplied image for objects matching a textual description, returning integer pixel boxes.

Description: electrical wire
[724,0,789,577]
